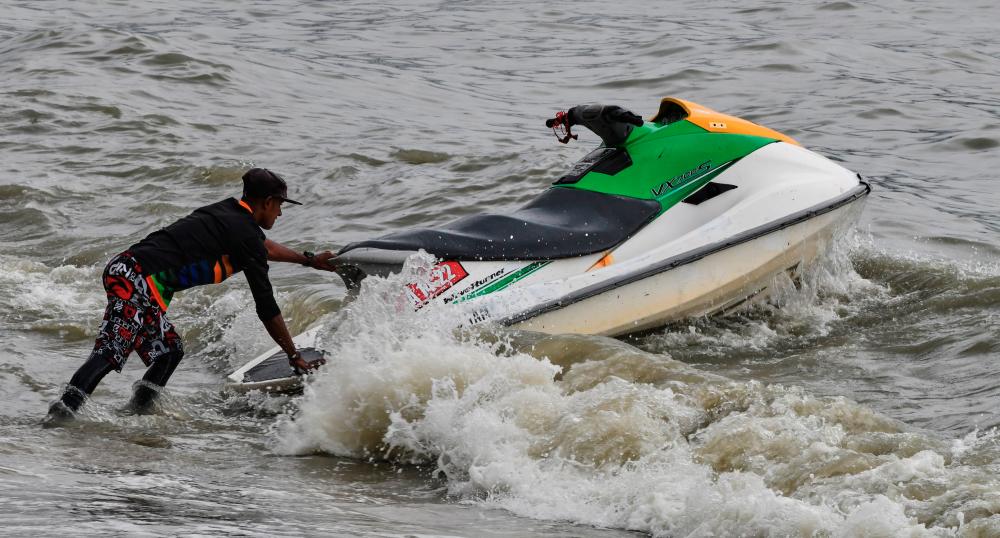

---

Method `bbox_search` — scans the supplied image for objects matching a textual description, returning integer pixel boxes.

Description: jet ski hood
[341,97,801,262]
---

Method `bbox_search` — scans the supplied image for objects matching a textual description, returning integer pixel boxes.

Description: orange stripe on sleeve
[146,275,168,311]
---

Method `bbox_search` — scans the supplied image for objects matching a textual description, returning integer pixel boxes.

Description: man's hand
[289,350,326,375]
[309,251,338,271]
[263,313,325,376]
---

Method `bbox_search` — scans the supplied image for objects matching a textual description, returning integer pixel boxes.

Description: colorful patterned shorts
[89,252,183,372]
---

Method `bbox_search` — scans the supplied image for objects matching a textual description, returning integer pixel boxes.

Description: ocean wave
[270,251,1000,536]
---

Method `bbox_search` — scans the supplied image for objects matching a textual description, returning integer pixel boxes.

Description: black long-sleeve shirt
[129,198,280,320]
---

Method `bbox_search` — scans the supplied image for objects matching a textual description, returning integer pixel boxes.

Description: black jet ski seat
[340,187,661,261]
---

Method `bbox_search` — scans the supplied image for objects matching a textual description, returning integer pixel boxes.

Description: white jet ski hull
[508,197,860,336]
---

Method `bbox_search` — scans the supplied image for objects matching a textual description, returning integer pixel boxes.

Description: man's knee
[142,350,184,387]
[67,354,116,396]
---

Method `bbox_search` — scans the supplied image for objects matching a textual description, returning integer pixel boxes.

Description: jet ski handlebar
[546,105,644,147]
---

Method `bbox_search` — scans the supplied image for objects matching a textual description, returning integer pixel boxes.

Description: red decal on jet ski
[406,261,468,305]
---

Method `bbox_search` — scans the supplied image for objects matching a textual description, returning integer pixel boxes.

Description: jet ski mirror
[546,110,578,144]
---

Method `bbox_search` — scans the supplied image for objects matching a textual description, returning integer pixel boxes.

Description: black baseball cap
[241,168,302,205]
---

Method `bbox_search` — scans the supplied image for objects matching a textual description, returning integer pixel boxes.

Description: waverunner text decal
[444,267,506,304]
[651,160,712,197]
[451,261,552,304]
[406,261,468,306]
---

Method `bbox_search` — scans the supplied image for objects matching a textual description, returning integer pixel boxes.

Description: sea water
[2,0,1000,536]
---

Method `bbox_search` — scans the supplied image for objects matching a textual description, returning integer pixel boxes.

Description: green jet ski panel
[557,119,777,213]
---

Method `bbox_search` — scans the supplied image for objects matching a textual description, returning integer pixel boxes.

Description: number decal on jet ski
[406,261,468,305]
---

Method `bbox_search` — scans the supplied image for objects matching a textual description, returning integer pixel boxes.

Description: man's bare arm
[264,239,337,271]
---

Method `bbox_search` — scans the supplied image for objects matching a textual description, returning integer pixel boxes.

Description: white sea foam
[269,252,997,536]
[0,256,103,316]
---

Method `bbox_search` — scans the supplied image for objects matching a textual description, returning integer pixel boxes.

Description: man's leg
[47,313,136,421]
[52,355,116,414]
[128,351,183,414]
[47,254,143,421]
[129,311,184,414]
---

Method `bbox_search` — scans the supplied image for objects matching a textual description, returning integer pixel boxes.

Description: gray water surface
[3,1,1000,536]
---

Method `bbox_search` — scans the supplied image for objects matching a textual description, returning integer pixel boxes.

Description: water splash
[270,251,1000,536]
[0,255,103,337]
[639,230,888,361]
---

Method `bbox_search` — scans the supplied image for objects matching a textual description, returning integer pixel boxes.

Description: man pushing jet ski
[46,168,335,423]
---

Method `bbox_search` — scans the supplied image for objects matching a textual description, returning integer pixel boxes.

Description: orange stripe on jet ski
[587,253,615,272]
[222,255,233,278]
[213,261,222,283]
[650,97,799,145]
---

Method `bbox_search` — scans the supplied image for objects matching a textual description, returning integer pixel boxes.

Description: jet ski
[228,97,870,391]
